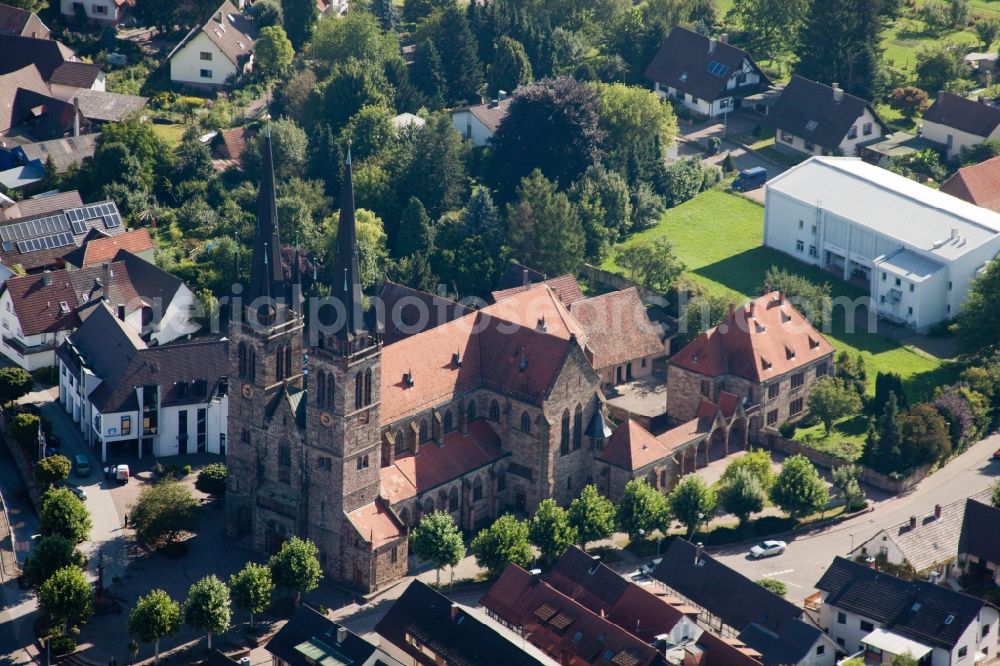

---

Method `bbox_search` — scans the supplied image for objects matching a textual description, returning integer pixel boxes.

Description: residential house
[168,1,256,88]
[57,300,227,461]
[569,287,669,386]
[71,89,147,126]
[853,490,992,580]
[316,0,348,16]
[769,76,887,157]
[0,198,128,272]
[921,92,1000,160]
[958,498,1000,584]
[940,155,1000,213]
[209,125,252,171]
[0,189,82,222]
[0,260,140,370]
[0,64,81,139]
[667,291,834,438]
[59,0,133,24]
[450,95,511,146]
[482,547,765,666]
[375,580,552,666]
[815,556,999,666]
[62,228,155,268]
[265,604,403,666]
[13,134,98,176]
[0,2,50,38]
[594,417,708,501]
[764,156,1000,330]
[644,27,770,118]
[651,539,837,666]
[0,35,105,100]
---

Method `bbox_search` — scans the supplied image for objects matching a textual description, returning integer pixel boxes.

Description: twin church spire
[244,129,364,339]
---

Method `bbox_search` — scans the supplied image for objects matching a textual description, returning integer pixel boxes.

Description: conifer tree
[434,6,484,105]
[395,197,434,257]
[488,36,533,96]
[795,0,884,100]
[411,39,447,110]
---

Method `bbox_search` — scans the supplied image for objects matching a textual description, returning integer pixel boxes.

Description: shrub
[778,421,796,438]
[705,137,721,155]
[756,577,787,596]
[195,463,227,498]
[49,635,76,656]
[181,464,192,476]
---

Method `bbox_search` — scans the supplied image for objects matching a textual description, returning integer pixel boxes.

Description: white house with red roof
[167,1,255,88]
[450,95,512,146]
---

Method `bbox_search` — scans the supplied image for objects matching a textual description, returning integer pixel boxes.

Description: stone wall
[762,430,932,494]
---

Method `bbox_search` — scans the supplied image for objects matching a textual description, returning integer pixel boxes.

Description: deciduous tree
[719,467,766,525]
[667,476,716,537]
[976,18,1000,49]
[23,536,85,590]
[255,26,295,79]
[131,480,199,547]
[958,258,1000,355]
[39,566,92,635]
[720,449,775,490]
[411,511,466,585]
[612,236,685,294]
[831,464,866,511]
[568,485,616,550]
[770,454,829,519]
[184,575,231,650]
[0,366,33,406]
[40,487,92,544]
[725,0,809,58]
[616,479,669,542]
[888,87,931,120]
[808,378,862,435]
[282,0,319,49]
[470,514,533,576]
[902,403,952,465]
[229,563,274,629]
[269,537,322,605]
[128,589,181,665]
[529,499,577,565]
[34,455,72,490]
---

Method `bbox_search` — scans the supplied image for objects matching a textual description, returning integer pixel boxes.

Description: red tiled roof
[670,291,834,383]
[491,273,585,306]
[462,97,512,133]
[214,126,251,162]
[940,155,1000,213]
[380,308,575,424]
[569,287,665,370]
[380,420,505,502]
[3,261,140,337]
[658,418,710,452]
[598,419,674,471]
[482,283,588,344]
[77,229,153,266]
[345,498,405,549]
[483,564,662,666]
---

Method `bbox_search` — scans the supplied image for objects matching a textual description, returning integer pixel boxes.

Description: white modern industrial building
[763,157,1000,331]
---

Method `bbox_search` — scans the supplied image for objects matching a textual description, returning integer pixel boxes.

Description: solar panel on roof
[70,220,87,235]
[16,231,74,254]
[103,213,122,229]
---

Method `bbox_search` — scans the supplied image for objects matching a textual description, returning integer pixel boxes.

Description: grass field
[791,415,870,461]
[602,189,955,399]
[151,123,188,148]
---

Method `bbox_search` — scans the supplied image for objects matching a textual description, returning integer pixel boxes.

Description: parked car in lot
[731,166,767,192]
[115,464,130,483]
[74,454,90,477]
[58,482,87,501]
[749,540,787,559]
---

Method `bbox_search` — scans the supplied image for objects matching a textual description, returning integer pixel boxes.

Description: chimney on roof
[909,515,917,529]
[727,303,734,318]
[776,291,783,304]
[43,270,52,286]
[934,504,941,519]
[522,268,529,287]
[588,555,602,575]
[708,37,717,55]
[117,303,125,321]
[749,301,756,319]
[720,33,729,44]
[530,568,542,585]
[450,603,460,622]
[694,542,704,566]
[832,83,844,103]
[537,315,547,333]
[498,90,508,101]
[929,571,940,584]
[101,262,111,300]
[336,626,347,644]
[73,97,80,138]
[951,227,959,241]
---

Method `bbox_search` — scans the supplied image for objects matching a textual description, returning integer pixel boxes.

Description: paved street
[712,433,1000,597]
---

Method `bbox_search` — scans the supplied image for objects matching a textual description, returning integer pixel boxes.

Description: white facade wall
[170,32,240,87]
[819,598,998,666]
[60,0,121,23]
[777,108,883,156]
[50,73,106,102]
[450,110,494,147]
[763,187,1000,330]
[921,119,1000,160]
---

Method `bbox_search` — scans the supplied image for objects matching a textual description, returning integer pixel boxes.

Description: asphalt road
[711,433,1000,597]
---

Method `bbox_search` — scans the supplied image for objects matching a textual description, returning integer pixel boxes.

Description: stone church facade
[224,136,611,593]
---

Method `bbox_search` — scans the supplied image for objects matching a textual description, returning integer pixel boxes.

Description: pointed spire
[246,126,285,310]
[330,141,365,340]
[291,234,304,313]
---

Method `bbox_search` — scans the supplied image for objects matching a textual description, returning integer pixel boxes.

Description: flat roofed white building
[763,156,1000,331]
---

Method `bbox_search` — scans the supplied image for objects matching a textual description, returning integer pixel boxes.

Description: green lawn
[881,15,980,83]
[603,189,952,398]
[151,123,188,148]
[791,415,870,461]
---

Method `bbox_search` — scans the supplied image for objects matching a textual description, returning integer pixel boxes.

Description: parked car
[749,540,787,559]
[58,482,87,501]
[74,454,90,478]
[732,166,767,192]
[114,464,130,483]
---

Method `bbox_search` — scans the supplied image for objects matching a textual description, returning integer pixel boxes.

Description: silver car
[749,540,787,559]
